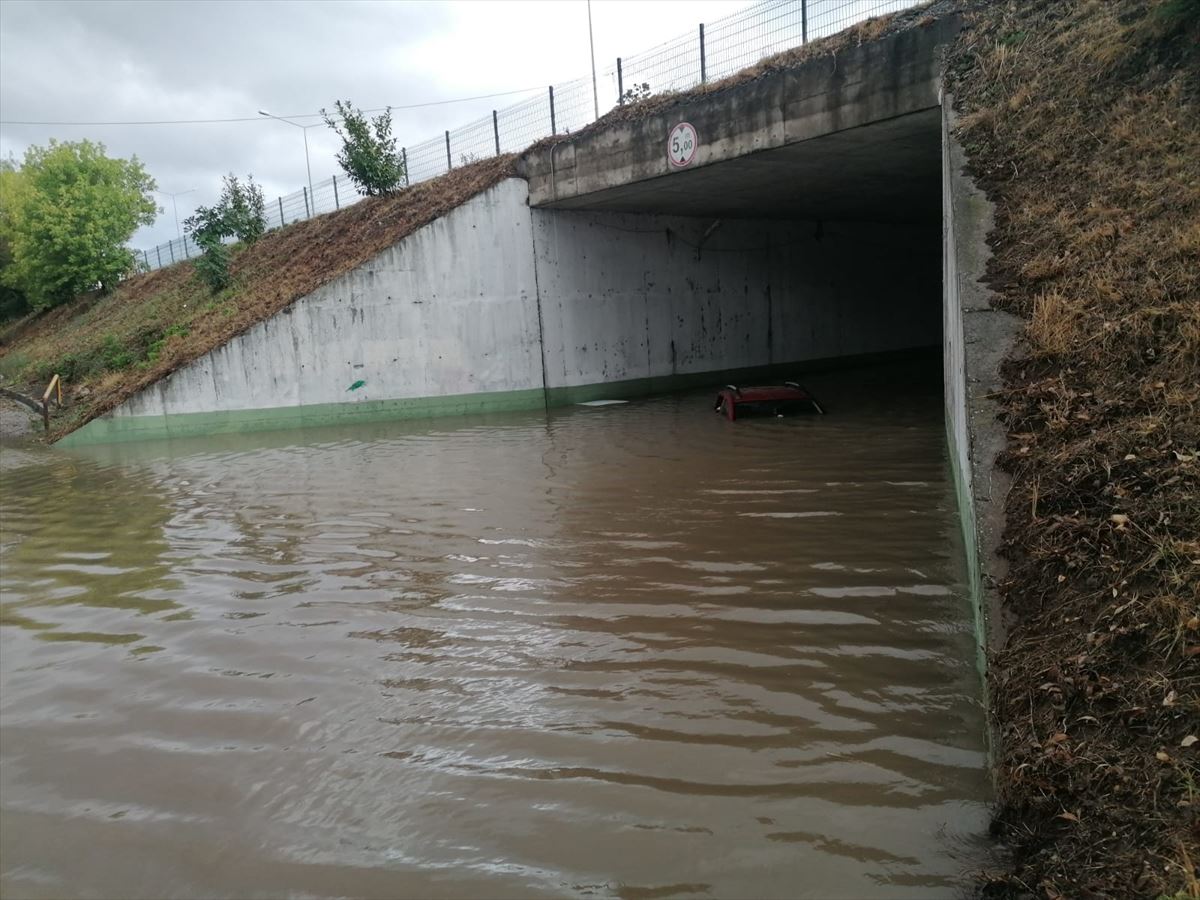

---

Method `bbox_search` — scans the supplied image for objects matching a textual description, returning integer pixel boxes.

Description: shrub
[620,82,652,103]
[322,101,405,196]
[100,334,136,370]
[184,174,266,292]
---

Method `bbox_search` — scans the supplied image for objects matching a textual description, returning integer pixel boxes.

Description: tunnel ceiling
[544,108,942,225]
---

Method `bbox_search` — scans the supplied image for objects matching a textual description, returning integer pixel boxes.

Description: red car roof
[714,383,824,420]
[722,385,813,402]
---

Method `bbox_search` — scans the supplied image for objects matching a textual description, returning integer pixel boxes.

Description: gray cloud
[1,0,753,247]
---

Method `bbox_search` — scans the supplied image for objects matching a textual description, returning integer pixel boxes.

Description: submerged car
[714,382,825,421]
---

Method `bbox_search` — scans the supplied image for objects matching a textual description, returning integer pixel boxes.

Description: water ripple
[1,369,991,898]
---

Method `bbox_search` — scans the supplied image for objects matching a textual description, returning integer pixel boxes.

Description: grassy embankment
[948,1,1198,896]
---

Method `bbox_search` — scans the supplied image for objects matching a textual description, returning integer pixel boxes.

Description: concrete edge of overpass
[520,13,964,210]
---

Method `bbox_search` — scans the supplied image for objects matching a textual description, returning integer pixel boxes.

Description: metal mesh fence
[137,0,922,272]
[498,90,554,152]
[704,0,807,82]
[622,29,706,97]
[406,135,449,184]
[809,0,918,39]
[449,115,498,166]
[554,76,605,135]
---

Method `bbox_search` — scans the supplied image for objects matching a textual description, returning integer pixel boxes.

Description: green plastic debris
[347,380,366,392]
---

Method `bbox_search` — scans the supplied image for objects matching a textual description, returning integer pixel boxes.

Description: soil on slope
[946,1,1199,896]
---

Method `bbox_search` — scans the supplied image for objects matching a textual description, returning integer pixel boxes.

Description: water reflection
[1,448,183,642]
[1,361,990,899]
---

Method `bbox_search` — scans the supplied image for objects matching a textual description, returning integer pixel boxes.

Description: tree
[0,159,31,321]
[184,173,267,292]
[219,173,266,245]
[322,101,405,196]
[3,140,157,310]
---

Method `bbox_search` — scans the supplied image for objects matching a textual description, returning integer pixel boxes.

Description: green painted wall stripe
[57,388,548,447]
[58,348,935,447]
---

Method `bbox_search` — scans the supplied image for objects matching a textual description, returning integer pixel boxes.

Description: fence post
[699,23,706,83]
[303,187,310,219]
[156,246,162,268]
[549,86,556,134]
[493,110,500,156]
[402,147,410,186]
[333,175,340,209]
[169,241,175,264]
[801,0,808,44]
[445,131,452,170]
[617,58,624,103]
[143,250,150,269]
[183,238,189,259]
[278,196,285,225]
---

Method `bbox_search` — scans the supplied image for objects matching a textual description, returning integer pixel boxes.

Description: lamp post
[155,188,196,241]
[587,0,599,121]
[258,109,318,204]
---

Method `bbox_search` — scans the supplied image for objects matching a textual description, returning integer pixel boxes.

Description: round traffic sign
[667,122,698,168]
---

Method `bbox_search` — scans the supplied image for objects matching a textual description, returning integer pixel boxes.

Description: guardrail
[136,0,922,273]
[0,373,61,431]
[40,373,62,430]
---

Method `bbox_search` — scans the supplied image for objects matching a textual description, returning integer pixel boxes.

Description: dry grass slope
[947,0,1199,896]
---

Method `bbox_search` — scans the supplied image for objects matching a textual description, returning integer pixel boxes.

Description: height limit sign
[667,122,698,169]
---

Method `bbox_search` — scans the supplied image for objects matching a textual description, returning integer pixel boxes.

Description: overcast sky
[0,0,755,249]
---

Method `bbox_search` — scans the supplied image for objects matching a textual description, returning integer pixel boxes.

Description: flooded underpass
[0,360,991,899]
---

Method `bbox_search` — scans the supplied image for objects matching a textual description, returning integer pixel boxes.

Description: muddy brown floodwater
[0,363,991,899]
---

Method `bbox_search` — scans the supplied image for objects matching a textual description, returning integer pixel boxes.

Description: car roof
[722,385,812,402]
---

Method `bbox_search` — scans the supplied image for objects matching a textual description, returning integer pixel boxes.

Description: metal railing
[136,0,922,273]
[0,374,64,431]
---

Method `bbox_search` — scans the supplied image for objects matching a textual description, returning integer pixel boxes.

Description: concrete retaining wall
[534,209,939,399]
[74,180,543,443]
[64,178,940,445]
[941,94,1020,680]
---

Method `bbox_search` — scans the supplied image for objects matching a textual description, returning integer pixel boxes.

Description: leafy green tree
[184,173,267,292]
[322,101,405,196]
[4,140,157,310]
[0,159,31,321]
[219,173,266,245]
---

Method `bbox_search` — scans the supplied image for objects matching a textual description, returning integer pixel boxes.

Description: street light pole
[155,188,196,241]
[587,0,599,121]
[301,126,313,207]
[258,109,317,204]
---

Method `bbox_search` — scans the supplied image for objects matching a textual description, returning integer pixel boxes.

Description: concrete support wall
[533,209,940,399]
[74,180,546,443]
[65,178,940,446]
[942,94,1020,676]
